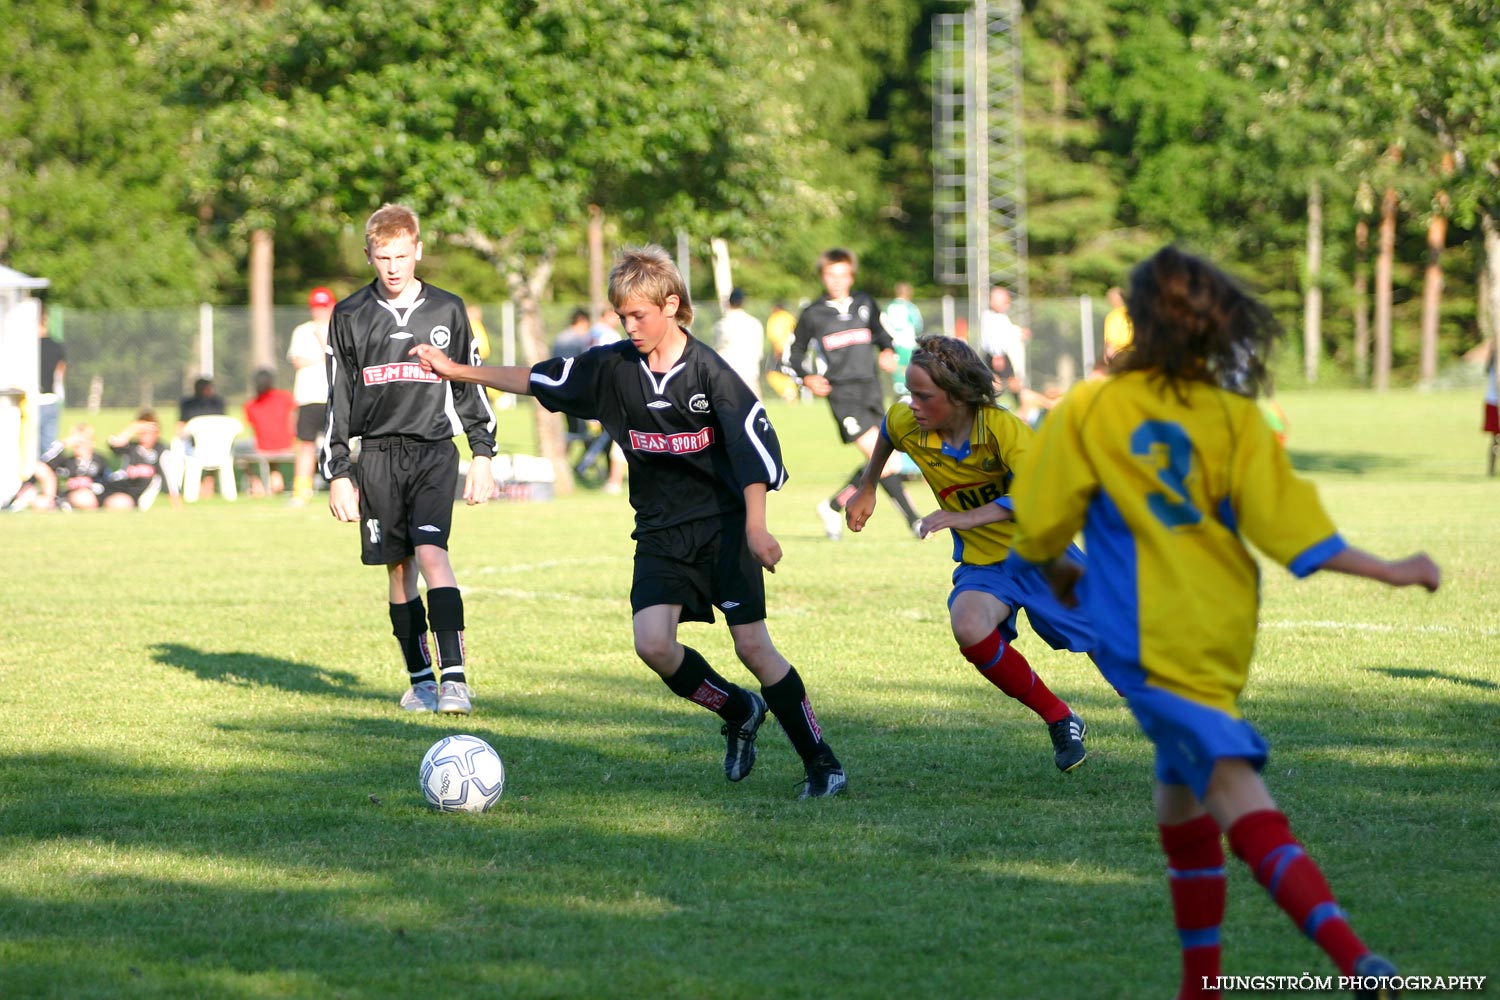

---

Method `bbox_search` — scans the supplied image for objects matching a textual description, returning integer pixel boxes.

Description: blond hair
[608,245,693,328]
[365,203,420,248]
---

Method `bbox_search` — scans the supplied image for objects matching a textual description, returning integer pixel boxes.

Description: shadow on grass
[149,641,372,698]
[4,653,1496,999]
[1288,449,1409,476]
[1366,665,1498,690]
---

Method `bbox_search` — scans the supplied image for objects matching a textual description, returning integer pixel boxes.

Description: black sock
[761,666,832,763]
[880,474,921,525]
[662,646,750,722]
[389,597,434,684]
[426,586,467,685]
[828,467,864,510]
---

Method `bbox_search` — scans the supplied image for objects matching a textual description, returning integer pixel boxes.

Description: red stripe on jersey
[822,328,873,351]
[627,427,714,454]
[362,362,442,386]
[937,479,988,501]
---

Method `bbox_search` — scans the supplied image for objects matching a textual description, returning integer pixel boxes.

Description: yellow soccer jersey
[1011,372,1345,713]
[884,402,1033,566]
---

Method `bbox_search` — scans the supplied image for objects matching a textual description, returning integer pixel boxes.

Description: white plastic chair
[182,414,243,501]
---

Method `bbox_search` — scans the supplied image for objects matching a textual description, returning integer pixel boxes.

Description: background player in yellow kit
[844,335,1092,773]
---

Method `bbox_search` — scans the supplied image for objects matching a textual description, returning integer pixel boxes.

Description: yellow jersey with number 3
[883,401,1033,566]
[1010,372,1345,713]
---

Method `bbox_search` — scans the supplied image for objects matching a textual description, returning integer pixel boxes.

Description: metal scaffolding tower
[932,0,1030,330]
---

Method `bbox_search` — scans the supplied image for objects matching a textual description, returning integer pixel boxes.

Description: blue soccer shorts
[948,545,1094,653]
[1119,682,1270,800]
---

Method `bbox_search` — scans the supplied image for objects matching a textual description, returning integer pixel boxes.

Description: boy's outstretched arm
[410,344,534,396]
[845,434,896,532]
[1320,546,1441,592]
[743,482,782,572]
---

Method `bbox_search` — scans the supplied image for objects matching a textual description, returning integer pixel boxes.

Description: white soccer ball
[419,734,505,813]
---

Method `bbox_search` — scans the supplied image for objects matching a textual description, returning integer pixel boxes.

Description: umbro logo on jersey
[647,399,673,409]
[429,326,451,349]
[688,393,710,413]
[417,524,441,532]
[388,332,413,340]
[720,601,740,609]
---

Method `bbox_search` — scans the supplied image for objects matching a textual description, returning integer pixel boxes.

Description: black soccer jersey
[323,280,496,481]
[784,291,893,389]
[528,334,788,536]
[51,453,109,496]
[110,441,167,482]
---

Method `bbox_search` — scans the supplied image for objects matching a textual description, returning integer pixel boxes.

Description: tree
[153,0,833,488]
[0,1,208,307]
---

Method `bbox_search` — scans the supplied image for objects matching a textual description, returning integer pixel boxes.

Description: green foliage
[0,0,210,306]
[151,0,837,282]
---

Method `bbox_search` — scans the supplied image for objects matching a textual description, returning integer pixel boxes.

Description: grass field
[2,389,1496,999]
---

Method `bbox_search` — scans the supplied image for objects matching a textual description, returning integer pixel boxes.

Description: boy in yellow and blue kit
[1012,246,1439,1000]
[846,335,1093,773]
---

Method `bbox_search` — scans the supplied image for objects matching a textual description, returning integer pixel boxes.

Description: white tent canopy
[1,265,50,504]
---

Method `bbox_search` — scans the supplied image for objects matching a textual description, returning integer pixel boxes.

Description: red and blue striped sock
[959,629,1069,724]
[1228,809,1368,976]
[1161,813,1226,999]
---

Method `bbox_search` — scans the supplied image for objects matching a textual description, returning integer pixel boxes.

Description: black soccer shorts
[631,512,767,626]
[354,437,459,566]
[827,381,886,443]
[295,404,327,443]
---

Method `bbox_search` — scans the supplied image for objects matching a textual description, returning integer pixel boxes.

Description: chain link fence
[51,297,1105,412]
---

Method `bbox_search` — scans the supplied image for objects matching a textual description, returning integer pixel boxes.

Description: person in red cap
[287,286,336,504]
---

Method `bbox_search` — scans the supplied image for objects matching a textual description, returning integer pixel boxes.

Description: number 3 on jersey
[1131,421,1201,528]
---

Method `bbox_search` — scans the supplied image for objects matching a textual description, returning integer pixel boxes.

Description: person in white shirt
[978,285,1031,393]
[287,286,334,505]
[714,288,766,400]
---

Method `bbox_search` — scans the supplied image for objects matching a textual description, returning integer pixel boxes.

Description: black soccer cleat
[721,691,767,782]
[1351,954,1400,999]
[1047,711,1088,773]
[798,748,848,799]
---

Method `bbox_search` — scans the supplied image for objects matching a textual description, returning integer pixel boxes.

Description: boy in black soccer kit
[411,245,847,798]
[784,248,923,540]
[325,204,497,716]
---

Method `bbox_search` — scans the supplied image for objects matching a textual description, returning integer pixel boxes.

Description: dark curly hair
[909,335,997,411]
[1116,246,1281,399]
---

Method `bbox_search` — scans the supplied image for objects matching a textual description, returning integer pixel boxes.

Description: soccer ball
[419,734,505,813]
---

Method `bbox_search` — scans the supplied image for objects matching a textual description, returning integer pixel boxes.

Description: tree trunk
[1418,193,1448,389]
[249,228,275,374]
[1353,217,1370,382]
[502,253,575,496]
[1419,153,1455,389]
[588,205,606,322]
[1303,180,1323,384]
[1373,186,1397,392]
[1484,212,1500,359]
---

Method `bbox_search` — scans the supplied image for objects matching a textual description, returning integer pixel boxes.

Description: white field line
[1263,619,1500,638]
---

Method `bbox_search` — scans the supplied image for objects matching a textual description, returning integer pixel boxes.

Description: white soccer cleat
[400,680,439,713]
[815,500,843,540]
[437,680,472,715]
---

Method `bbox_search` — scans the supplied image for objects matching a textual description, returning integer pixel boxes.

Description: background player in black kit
[411,245,847,798]
[784,248,923,540]
[324,204,497,716]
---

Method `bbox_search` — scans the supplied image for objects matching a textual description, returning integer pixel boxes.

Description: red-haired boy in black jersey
[411,245,846,798]
[784,248,923,540]
[325,204,497,716]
